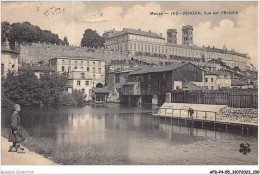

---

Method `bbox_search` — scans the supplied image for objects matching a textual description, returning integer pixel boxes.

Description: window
[87,67,89,71]
[80,72,85,78]
[98,62,101,66]
[85,81,89,85]
[81,61,83,65]
[211,86,214,90]
[77,81,81,85]
[205,78,208,82]
[211,78,214,82]
[1,64,4,76]
[81,67,83,70]
[205,86,208,89]
[81,88,85,93]
[115,74,120,83]
[75,66,77,69]
[98,68,101,73]
[93,62,95,65]
[92,67,95,73]
[62,60,65,64]
[225,80,229,85]
[62,66,65,72]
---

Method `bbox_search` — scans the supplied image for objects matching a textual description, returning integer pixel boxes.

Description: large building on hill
[103,26,252,71]
[49,57,105,100]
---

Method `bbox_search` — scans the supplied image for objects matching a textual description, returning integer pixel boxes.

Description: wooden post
[214,112,216,130]
[226,124,228,132]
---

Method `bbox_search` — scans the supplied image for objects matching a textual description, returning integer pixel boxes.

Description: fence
[171,90,258,108]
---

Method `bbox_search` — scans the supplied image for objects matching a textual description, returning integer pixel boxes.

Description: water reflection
[1,104,258,164]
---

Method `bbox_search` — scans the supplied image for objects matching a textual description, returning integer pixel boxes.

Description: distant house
[90,88,109,103]
[1,46,19,77]
[203,70,231,90]
[231,79,254,89]
[49,57,106,100]
[106,67,141,97]
[19,65,55,79]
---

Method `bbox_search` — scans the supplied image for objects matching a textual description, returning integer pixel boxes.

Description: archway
[96,83,103,88]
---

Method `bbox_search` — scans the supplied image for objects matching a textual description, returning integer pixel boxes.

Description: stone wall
[19,42,129,64]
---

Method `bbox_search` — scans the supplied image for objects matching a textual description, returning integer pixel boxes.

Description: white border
[1,0,259,174]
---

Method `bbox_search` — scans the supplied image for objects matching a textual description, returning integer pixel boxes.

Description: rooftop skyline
[1,1,258,68]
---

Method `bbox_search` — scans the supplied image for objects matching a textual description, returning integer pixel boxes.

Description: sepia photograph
[0,0,259,174]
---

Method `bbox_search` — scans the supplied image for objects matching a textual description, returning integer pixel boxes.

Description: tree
[3,70,41,106]
[63,36,69,45]
[7,21,64,45]
[80,29,104,48]
[39,72,68,106]
[233,66,241,72]
[72,90,86,105]
[1,21,10,44]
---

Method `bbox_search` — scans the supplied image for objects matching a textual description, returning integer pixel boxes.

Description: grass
[1,126,132,165]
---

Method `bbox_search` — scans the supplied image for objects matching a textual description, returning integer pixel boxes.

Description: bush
[72,90,86,106]
[1,91,14,107]
[59,91,77,106]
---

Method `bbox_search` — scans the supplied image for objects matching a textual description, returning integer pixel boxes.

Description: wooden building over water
[121,62,204,105]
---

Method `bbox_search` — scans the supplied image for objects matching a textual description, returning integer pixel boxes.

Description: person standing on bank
[8,104,25,153]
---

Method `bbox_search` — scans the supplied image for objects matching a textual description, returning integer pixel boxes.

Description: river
[1,104,258,165]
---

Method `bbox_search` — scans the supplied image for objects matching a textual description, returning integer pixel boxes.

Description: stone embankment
[217,107,258,124]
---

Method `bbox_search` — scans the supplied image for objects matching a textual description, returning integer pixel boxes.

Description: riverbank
[1,105,258,165]
[1,137,57,165]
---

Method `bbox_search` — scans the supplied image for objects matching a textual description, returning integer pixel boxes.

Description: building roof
[205,70,230,76]
[91,88,110,93]
[130,62,191,75]
[107,28,165,39]
[123,82,140,86]
[19,65,55,72]
[49,56,105,61]
[231,79,250,86]
[182,81,202,91]
[1,46,20,54]
[182,25,193,30]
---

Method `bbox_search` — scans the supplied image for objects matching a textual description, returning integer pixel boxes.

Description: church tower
[182,25,193,46]
[167,29,177,44]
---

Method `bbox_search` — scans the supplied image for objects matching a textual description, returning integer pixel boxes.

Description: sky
[1,1,258,68]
